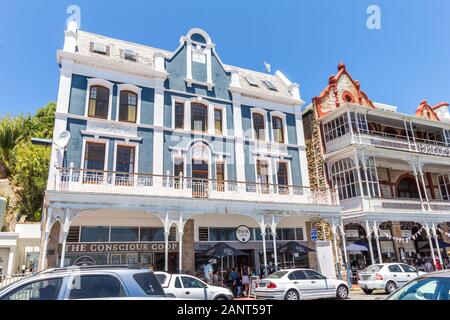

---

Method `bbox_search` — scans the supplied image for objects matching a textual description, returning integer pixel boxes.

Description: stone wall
[303,108,327,190]
[377,167,442,200]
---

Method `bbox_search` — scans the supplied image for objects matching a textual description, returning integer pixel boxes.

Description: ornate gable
[313,63,375,117]
[415,100,449,121]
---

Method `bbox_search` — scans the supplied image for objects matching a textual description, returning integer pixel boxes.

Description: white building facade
[40,22,341,278]
[303,63,450,274]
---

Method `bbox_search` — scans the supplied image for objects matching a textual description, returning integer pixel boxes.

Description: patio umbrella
[279,242,314,268]
[419,240,450,250]
[346,240,369,252]
[206,243,247,284]
[279,242,314,254]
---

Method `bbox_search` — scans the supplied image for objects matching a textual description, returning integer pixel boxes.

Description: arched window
[88,85,109,119]
[191,103,208,132]
[330,158,361,200]
[119,91,138,123]
[397,177,421,199]
[272,116,284,143]
[253,113,265,141]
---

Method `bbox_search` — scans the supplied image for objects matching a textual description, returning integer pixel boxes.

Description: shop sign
[73,256,96,266]
[235,225,251,243]
[65,242,179,254]
[401,230,412,238]
[345,229,359,239]
[417,143,450,157]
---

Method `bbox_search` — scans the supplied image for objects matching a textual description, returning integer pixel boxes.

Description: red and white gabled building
[303,63,450,273]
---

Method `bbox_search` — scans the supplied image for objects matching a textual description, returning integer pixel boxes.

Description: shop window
[67,226,80,243]
[110,227,139,242]
[80,226,110,242]
[119,91,138,123]
[88,85,109,119]
[295,228,304,241]
[140,228,165,241]
[198,227,209,241]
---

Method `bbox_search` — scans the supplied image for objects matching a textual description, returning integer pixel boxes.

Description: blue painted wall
[138,128,154,174]
[65,118,87,168]
[68,75,88,116]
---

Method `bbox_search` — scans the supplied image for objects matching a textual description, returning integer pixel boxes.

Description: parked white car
[254,269,349,300]
[358,263,426,294]
[154,272,233,300]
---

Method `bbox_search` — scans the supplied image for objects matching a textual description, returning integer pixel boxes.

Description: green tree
[0,116,23,176]
[2,102,56,221]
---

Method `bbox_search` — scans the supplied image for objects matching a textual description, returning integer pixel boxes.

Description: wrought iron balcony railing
[53,167,339,206]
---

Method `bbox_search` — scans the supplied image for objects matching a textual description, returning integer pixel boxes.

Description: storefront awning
[205,242,248,258]
[419,240,450,250]
[279,241,314,255]
[346,240,369,252]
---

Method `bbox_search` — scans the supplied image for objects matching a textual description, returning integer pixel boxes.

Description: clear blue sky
[1,0,449,116]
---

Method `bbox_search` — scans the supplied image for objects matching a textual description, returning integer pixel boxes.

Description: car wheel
[336,285,349,299]
[214,295,228,300]
[385,281,397,294]
[362,288,374,295]
[284,289,299,301]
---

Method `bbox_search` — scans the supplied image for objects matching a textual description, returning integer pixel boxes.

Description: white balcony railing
[53,168,339,206]
[341,196,450,213]
[326,130,450,158]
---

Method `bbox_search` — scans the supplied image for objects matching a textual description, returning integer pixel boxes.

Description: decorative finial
[264,61,271,73]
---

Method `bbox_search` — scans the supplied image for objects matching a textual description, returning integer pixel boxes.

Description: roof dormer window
[245,76,259,87]
[263,80,278,91]
[123,48,137,61]
[91,42,109,55]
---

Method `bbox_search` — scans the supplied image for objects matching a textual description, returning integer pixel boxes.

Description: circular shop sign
[73,256,96,266]
[235,225,251,243]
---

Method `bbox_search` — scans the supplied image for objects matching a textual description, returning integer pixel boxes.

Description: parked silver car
[255,269,349,300]
[386,271,450,300]
[358,263,426,294]
[0,265,168,300]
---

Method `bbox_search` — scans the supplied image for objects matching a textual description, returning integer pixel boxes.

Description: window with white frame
[115,145,135,186]
[83,142,106,184]
[257,159,270,194]
[214,108,223,135]
[215,161,225,191]
[444,130,450,146]
[323,114,350,142]
[191,103,208,132]
[253,112,266,141]
[438,174,450,200]
[272,116,285,143]
[88,86,110,119]
[330,158,361,200]
[350,113,369,133]
[174,157,184,188]
[174,102,185,129]
[359,156,380,197]
[119,91,138,123]
[276,161,289,194]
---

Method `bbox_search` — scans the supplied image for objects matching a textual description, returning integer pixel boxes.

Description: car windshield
[267,271,289,279]
[133,272,165,296]
[363,265,382,273]
[388,277,450,301]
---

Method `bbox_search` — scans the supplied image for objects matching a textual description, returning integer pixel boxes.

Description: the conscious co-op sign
[417,143,450,157]
[65,242,178,253]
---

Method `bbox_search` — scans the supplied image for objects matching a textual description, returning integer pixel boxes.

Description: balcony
[341,196,450,214]
[52,168,339,206]
[326,130,450,158]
